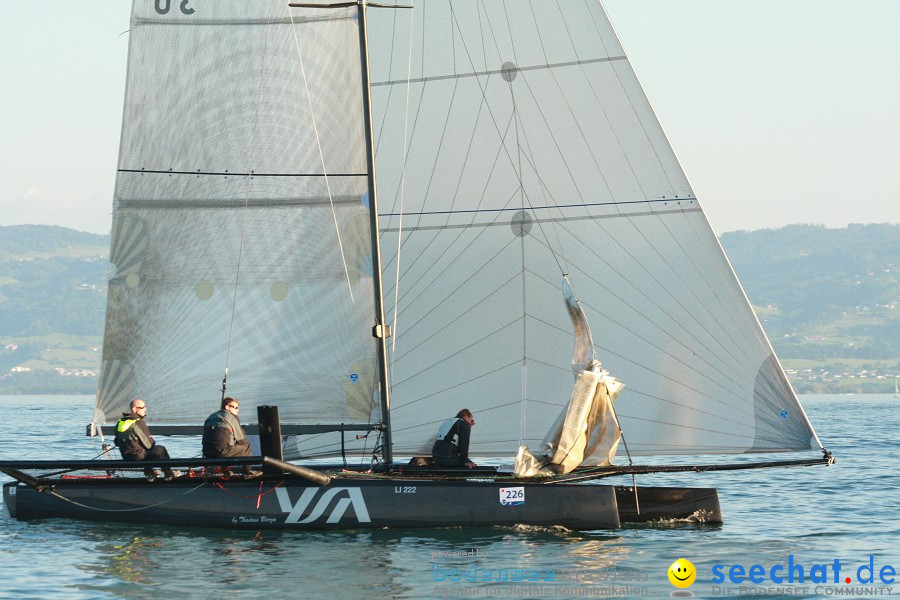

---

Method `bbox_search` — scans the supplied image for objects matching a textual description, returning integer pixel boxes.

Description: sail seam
[379,197,697,217]
[380,207,702,232]
[118,169,366,177]
[371,56,627,87]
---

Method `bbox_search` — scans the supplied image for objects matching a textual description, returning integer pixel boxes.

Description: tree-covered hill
[0,223,897,393]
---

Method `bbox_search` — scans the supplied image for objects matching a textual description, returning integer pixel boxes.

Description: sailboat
[2,0,831,530]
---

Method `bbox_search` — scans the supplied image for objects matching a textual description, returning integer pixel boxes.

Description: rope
[213,480,285,510]
[289,7,355,303]
[222,0,278,393]
[47,482,208,513]
[389,6,415,359]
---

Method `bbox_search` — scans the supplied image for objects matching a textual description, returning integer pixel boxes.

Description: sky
[1,0,898,235]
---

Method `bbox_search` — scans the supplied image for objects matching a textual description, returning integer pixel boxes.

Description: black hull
[615,486,722,524]
[3,476,621,530]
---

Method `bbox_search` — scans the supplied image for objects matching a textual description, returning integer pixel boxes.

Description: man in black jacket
[202,397,261,477]
[431,408,476,469]
[114,398,180,481]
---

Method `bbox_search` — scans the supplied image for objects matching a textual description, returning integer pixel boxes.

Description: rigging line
[523,232,757,396]
[582,0,679,194]
[541,215,762,384]
[683,216,802,380]
[565,5,761,347]
[610,413,764,443]
[557,2,652,202]
[525,261,753,401]
[641,211,764,361]
[473,2,568,277]
[382,180,519,323]
[388,229,521,352]
[391,357,522,412]
[223,0,278,386]
[379,106,515,305]
[384,72,498,296]
[288,7,355,303]
[390,316,522,388]
[545,458,827,485]
[522,346,757,430]
[389,2,415,363]
[48,482,208,513]
[392,397,532,433]
[566,6,758,377]
[390,271,521,364]
[484,6,751,377]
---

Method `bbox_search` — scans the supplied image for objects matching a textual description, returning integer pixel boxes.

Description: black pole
[257,405,284,473]
[357,0,393,465]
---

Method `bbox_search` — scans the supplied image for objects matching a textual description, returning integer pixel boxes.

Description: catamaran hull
[3,478,621,530]
[615,486,722,524]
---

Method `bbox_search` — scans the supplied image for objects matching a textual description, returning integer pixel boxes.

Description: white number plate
[499,486,524,506]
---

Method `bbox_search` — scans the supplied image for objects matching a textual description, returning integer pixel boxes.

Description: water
[1,395,897,599]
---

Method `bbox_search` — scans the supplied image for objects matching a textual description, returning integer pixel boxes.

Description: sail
[95,1,382,432]
[367,1,822,460]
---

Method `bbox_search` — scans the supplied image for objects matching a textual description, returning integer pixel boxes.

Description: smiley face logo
[668,558,696,588]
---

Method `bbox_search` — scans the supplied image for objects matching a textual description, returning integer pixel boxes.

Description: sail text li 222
[1,0,831,530]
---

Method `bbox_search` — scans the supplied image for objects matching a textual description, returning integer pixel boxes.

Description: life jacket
[432,417,465,458]
[115,416,147,457]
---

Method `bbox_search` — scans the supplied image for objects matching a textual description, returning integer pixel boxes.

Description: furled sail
[368,1,823,460]
[94,1,381,432]
[515,278,624,476]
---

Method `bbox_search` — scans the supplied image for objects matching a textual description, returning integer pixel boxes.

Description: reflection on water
[90,537,162,585]
[1,395,898,599]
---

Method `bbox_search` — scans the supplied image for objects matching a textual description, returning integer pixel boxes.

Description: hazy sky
[1,1,898,235]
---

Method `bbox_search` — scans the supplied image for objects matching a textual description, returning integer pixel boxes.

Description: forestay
[95,1,382,431]
[367,1,823,461]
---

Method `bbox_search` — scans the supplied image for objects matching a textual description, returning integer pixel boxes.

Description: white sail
[368,1,821,460]
[95,1,381,429]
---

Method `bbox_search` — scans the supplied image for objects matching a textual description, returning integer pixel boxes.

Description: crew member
[202,397,261,477]
[431,408,476,469]
[115,398,180,481]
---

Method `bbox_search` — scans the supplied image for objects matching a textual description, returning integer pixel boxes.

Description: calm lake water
[1,394,897,599]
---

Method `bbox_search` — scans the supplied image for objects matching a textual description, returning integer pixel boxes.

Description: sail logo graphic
[275,487,371,524]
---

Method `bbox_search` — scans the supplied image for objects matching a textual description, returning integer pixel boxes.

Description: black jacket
[431,417,471,461]
[202,409,249,458]
[114,411,154,460]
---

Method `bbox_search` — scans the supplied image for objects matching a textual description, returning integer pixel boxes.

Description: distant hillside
[0,225,109,393]
[0,224,108,259]
[0,223,897,394]
[721,223,899,393]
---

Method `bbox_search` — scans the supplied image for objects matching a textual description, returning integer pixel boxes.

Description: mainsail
[95,1,382,432]
[95,0,823,466]
[367,1,823,461]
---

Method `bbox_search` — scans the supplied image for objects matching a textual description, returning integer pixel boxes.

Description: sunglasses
[225,404,239,410]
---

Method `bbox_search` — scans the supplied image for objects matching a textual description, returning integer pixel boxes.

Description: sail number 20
[155,0,194,15]
[394,486,416,494]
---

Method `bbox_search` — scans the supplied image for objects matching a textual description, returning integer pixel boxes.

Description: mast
[357,0,393,464]
[286,0,403,465]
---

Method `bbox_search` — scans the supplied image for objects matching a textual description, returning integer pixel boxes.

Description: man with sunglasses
[114,398,181,481]
[202,397,261,477]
